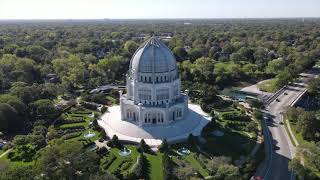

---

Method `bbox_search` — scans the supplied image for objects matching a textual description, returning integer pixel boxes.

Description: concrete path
[0,149,11,159]
[240,79,274,97]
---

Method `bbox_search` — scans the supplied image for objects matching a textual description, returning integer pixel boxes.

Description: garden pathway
[0,149,12,158]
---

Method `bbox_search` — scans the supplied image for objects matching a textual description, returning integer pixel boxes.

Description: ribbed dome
[130,37,177,73]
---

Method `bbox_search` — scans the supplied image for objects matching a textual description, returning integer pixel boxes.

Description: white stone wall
[129,78,181,105]
[120,97,188,126]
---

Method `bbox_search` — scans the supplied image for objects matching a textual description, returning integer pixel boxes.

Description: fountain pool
[118,146,132,157]
[84,131,96,139]
[88,113,95,118]
[177,147,190,156]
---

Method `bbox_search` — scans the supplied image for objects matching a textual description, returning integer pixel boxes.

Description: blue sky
[0,0,319,19]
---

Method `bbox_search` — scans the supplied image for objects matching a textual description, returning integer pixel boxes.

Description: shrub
[12,134,46,148]
[62,132,82,140]
[221,111,250,122]
[188,134,197,146]
[128,153,147,179]
[137,139,151,153]
[101,153,117,170]
[101,106,108,113]
[109,135,121,148]
[97,147,108,156]
[100,129,107,139]
[8,144,36,162]
[82,102,98,110]
[92,119,101,131]
[159,139,169,153]
[162,152,174,180]
[59,125,85,130]
[106,140,113,147]
[47,126,62,140]
[119,158,133,171]
[202,121,219,135]
[73,111,91,114]
[60,119,85,124]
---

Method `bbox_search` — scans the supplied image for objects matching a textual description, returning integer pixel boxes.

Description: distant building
[158,32,173,41]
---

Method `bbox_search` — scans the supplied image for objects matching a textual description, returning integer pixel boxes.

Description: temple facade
[119,37,188,126]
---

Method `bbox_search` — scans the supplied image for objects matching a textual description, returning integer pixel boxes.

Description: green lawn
[145,153,164,180]
[60,122,89,128]
[106,95,117,105]
[203,130,255,159]
[59,109,101,141]
[289,122,309,145]
[283,119,298,146]
[106,146,164,180]
[63,111,95,122]
[66,129,101,142]
[0,149,4,156]
[108,146,139,173]
[0,152,34,170]
[257,79,278,92]
[185,153,209,177]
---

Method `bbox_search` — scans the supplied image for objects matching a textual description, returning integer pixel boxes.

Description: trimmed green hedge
[59,125,85,130]
[221,111,250,122]
[101,153,117,170]
[62,132,82,140]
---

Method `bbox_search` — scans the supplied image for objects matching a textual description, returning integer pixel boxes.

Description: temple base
[98,104,210,147]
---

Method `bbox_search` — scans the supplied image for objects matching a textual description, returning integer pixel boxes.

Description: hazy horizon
[1,0,320,20]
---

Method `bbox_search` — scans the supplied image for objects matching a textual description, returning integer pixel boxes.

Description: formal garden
[86,98,264,180]
[0,82,266,180]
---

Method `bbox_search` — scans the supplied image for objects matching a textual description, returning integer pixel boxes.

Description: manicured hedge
[62,132,82,140]
[73,111,92,114]
[59,125,85,130]
[119,158,133,171]
[126,153,147,179]
[162,153,174,180]
[60,119,85,124]
[221,111,250,122]
[101,153,117,170]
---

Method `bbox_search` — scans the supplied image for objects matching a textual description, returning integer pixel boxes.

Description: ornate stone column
[119,90,124,120]
[165,101,169,123]
[138,103,143,127]
[184,89,189,109]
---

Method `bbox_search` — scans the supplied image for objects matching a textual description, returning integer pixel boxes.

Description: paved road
[258,83,307,180]
[254,69,320,180]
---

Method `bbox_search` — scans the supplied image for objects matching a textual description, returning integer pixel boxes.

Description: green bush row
[59,125,86,130]
[62,132,82,140]
[101,153,117,170]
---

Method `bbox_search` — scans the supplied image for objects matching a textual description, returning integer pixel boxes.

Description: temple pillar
[184,89,189,109]
[138,103,143,127]
[119,90,124,120]
[165,102,169,122]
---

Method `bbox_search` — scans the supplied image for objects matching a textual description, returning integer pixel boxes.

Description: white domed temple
[99,37,210,146]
